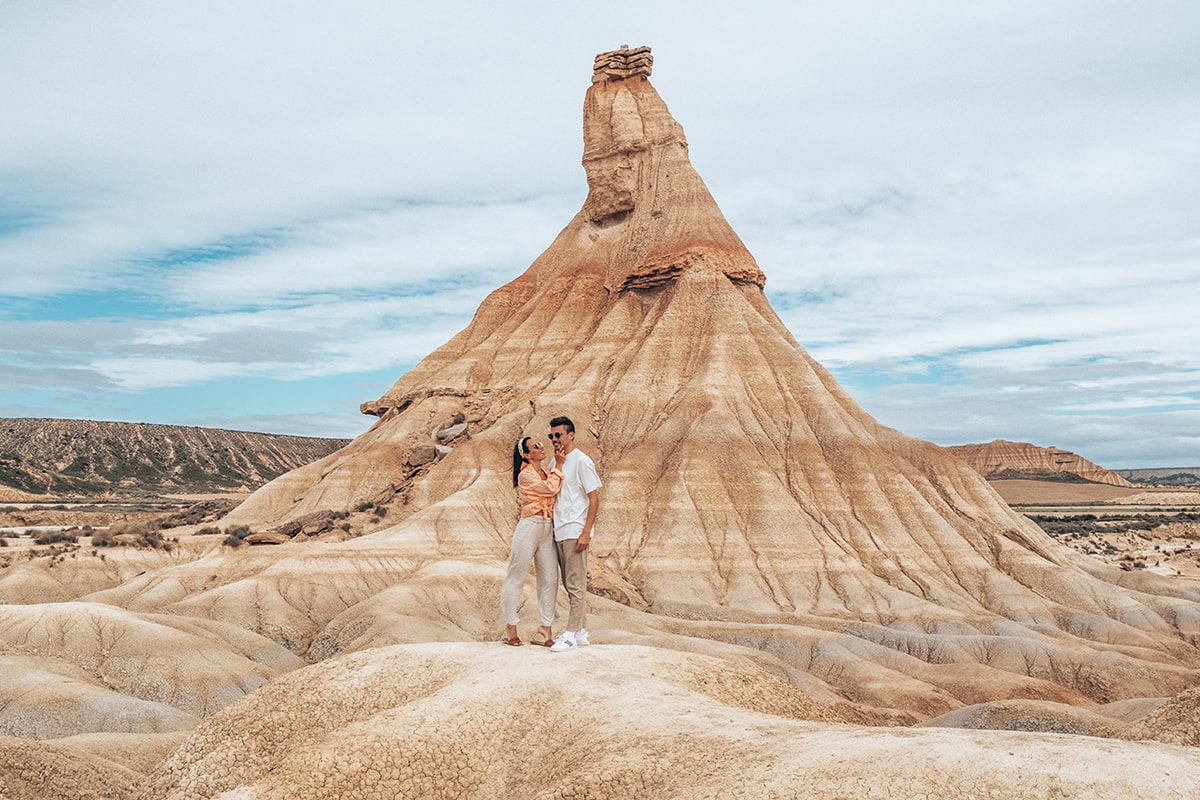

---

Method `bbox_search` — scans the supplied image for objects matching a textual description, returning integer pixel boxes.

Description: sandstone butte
[3,47,1200,800]
[947,438,1135,487]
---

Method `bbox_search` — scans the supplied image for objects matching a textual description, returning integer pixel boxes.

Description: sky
[1,2,1198,469]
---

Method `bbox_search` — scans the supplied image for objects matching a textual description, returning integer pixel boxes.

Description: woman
[499,436,563,646]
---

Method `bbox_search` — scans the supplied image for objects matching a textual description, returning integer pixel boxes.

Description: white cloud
[1,1,1198,466]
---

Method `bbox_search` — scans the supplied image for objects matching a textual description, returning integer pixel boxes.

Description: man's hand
[577,489,599,552]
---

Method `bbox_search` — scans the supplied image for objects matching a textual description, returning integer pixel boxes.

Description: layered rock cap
[592,44,653,83]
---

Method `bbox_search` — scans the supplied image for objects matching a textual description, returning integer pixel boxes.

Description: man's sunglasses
[549,431,567,439]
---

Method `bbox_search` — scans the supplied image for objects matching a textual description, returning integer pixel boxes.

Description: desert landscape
[3,45,1200,800]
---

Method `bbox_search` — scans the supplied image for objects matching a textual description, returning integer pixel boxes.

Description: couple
[500,415,601,652]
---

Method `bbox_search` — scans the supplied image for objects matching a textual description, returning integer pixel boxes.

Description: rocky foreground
[2,537,1199,799]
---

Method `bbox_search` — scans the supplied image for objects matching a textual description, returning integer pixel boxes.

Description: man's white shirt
[551,448,602,542]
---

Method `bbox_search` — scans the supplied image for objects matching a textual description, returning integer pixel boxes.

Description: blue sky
[2,2,1198,468]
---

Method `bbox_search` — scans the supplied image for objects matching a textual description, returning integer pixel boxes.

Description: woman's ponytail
[512,436,530,486]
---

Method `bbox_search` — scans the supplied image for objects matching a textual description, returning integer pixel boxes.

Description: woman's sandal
[530,628,554,647]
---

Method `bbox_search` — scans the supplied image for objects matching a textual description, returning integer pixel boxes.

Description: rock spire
[222,48,1200,714]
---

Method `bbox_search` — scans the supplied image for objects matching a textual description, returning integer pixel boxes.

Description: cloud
[1,2,1198,467]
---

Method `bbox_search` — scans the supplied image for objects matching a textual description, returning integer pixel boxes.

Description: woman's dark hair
[512,436,531,486]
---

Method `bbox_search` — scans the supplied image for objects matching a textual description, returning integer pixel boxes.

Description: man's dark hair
[549,416,575,434]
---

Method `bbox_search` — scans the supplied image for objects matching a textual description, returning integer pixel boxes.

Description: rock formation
[947,439,1134,486]
[0,603,303,717]
[0,418,349,496]
[1121,685,1200,747]
[1,732,185,800]
[592,44,652,83]
[212,46,1200,715]
[141,644,1200,800]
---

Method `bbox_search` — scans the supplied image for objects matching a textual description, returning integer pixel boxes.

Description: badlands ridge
[2,46,1199,799]
[947,439,1134,487]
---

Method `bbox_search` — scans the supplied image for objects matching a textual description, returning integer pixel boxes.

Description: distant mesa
[1119,466,1200,487]
[947,439,1134,487]
[0,418,349,497]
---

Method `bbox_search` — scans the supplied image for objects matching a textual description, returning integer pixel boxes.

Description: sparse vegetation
[157,499,240,528]
[1027,511,1200,537]
[996,468,1091,483]
[35,530,80,545]
[88,521,174,550]
[223,524,253,547]
[1127,472,1200,486]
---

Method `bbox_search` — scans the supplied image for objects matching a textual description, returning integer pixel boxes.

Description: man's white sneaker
[575,629,590,646]
[549,631,577,653]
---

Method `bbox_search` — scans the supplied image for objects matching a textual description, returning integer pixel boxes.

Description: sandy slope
[141,644,1200,800]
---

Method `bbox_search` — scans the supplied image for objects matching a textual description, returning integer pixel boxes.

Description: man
[547,415,601,652]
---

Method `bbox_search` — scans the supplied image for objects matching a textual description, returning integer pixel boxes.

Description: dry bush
[223,524,252,548]
[91,529,117,547]
[90,522,173,551]
[35,530,79,545]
